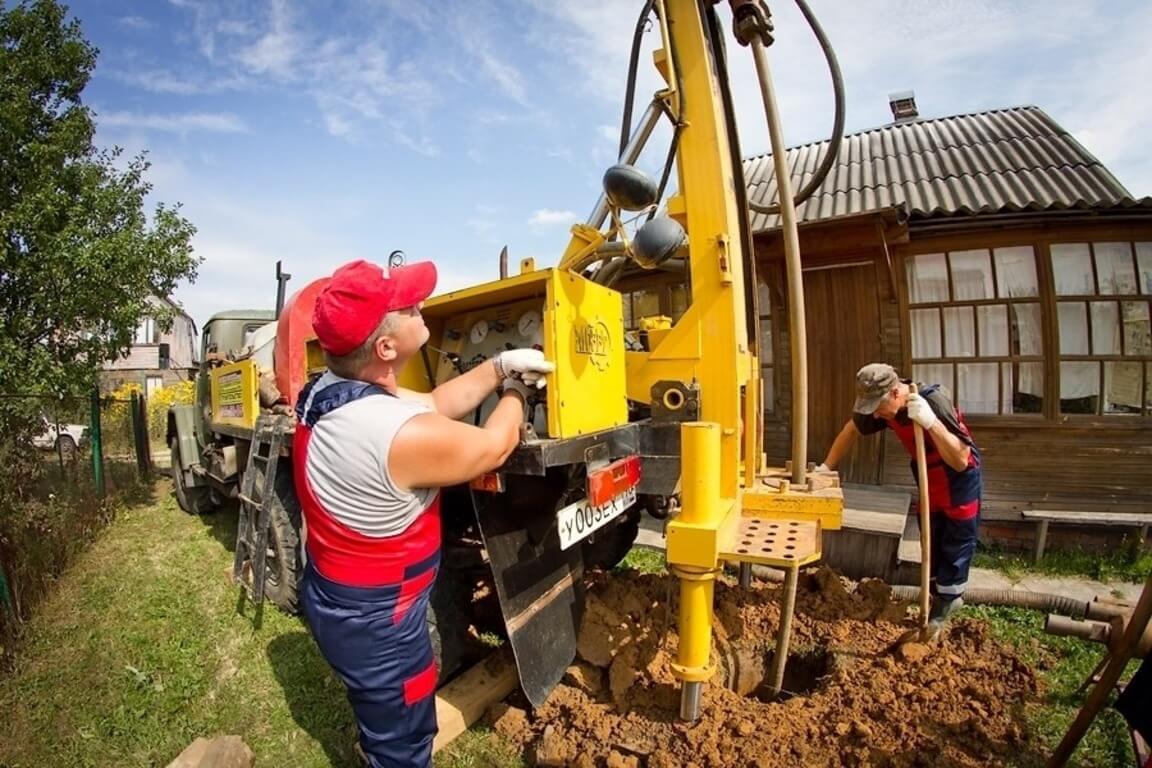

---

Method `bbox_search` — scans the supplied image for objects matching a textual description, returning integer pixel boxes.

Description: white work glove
[906,392,937,431]
[814,463,832,473]
[493,348,555,389]
[499,377,532,401]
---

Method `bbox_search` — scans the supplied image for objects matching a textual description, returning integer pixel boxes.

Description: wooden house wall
[757,215,1152,520]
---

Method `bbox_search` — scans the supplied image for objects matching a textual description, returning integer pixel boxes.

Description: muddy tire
[256,466,303,614]
[581,510,640,571]
[55,435,78,462]
[170,439,214,515]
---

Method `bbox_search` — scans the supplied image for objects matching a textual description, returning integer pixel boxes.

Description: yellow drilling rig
[170,0,848,719]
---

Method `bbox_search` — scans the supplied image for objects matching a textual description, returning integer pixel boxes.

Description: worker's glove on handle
[493,348,555,390]
[906,393,938,431]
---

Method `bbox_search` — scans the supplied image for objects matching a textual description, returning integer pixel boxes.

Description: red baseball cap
[312,259,438,356]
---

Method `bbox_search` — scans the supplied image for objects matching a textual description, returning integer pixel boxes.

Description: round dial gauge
[517,310,542,338]
[469,319,489,344]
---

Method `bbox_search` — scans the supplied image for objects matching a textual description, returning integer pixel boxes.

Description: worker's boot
[925,595,964,640]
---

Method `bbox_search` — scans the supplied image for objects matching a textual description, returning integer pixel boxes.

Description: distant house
[102,295,198,397]
[616,96,1152,526]
[746,97,1152,522]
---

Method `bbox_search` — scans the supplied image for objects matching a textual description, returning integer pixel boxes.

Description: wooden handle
[911,383,931,628]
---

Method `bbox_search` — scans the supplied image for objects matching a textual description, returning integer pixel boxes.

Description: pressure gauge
[517,310,542,339]
[469,319,489,344]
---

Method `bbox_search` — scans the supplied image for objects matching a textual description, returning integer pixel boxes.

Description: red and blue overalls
[294,378,441,768]
[856,384,982,602]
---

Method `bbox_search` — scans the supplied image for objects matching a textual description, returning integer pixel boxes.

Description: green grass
[0,482,512,768]
[616,545,666,575]
[967,604,1139,768]
[1,497,1142,768]
[975,540,1152,584]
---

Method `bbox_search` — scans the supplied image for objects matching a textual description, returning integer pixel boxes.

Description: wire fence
[0,382,193,665]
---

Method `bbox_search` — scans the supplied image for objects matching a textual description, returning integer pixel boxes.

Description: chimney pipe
[889,90,918,122]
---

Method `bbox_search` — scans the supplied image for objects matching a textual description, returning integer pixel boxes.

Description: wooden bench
[1020,510,1152,564]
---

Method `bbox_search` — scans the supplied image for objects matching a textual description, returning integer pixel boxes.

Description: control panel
[399,266,629,441]
[434,299,548,434]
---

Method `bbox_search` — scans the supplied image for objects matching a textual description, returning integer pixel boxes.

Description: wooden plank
[1021,510,1152,524]
[842,508,907,537]
[432,650,518,754]
[898,513,922,564]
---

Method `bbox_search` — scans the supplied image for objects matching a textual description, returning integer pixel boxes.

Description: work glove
[499,377,532,401]
[493,348,555,389]
[906,392,937,431]
[814,463,832,473]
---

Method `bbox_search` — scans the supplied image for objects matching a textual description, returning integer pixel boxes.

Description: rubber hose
[891,585,1090,618]
[750,566,1092,617]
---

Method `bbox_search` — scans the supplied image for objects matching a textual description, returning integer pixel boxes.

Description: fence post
[89,387,105,497]
[131,391,152,478]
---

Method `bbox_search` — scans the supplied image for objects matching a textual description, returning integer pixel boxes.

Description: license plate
[556,486,638,550]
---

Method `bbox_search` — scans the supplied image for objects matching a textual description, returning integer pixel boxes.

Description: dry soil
[489,567,1043,768]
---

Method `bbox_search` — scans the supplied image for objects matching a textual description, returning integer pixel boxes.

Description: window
[758,280,775,413]
[1051,242,1152,415]
[906,247,1043,414]
[134,317,158,345]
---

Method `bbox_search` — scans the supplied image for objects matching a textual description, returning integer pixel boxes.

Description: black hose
[746,0,846,215]
[620,0,658,159]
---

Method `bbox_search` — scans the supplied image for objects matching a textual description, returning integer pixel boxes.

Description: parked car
[32,414,89,457]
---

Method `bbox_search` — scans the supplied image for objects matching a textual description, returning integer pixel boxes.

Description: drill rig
[173,0,847,719]
[400,0,848,716]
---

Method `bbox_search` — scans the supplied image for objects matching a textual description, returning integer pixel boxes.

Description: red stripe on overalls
[888,413,981,521]
[294,425,441,598]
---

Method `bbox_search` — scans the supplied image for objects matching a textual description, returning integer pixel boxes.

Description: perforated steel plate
[720,516,822,567]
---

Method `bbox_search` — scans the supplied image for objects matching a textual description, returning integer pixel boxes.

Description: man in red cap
[819,363,982,638]
[292,259,554,767]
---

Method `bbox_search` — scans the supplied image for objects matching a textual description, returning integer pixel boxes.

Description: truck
[169,0,846,716]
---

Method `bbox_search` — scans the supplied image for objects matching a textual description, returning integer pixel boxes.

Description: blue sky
[66,0,1152,327]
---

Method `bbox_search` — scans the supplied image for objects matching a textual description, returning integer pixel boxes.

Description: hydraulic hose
[745,0,845,215]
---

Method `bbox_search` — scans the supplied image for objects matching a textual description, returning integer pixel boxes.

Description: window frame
[899,226,1152,428]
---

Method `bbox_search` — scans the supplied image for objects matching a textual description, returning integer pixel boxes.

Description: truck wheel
[170,439,214,515]
[259,466,303,614]
[580,509,641,571]
[55,435,78,462]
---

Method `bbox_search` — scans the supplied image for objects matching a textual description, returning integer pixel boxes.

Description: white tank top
[303,373,437,538]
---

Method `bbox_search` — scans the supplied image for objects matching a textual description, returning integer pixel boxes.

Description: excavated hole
[752,647,834,701]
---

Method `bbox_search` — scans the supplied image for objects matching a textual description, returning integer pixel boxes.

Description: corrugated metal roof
[744,105,1152,233]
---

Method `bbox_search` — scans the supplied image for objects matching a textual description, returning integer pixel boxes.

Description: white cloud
[111,69,248,95]
[96,110,249,134]
[118,16,152,31]
[235,0,298,78]
[529,209,577,227]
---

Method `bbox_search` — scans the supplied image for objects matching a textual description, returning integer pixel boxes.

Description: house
[102,295,198,397]
[743,96,1152,530]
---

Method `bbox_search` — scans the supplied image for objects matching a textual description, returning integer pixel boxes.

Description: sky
[63,0,1152,329]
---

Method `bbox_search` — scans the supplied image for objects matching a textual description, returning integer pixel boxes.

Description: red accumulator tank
[274,276,331,409]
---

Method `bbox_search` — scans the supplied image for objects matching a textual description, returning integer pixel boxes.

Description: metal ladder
[233,413,293,604]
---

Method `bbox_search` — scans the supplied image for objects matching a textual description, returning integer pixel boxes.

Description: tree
[0,0,200,418]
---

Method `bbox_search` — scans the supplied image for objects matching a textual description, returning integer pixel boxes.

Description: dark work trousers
[929,507,980,604]
[300,562,439,768]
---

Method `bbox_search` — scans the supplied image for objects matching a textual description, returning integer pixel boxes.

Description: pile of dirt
[489,568,1042,767]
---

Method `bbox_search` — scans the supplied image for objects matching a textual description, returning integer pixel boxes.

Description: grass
[0,495,1142,768]
[966,604,1140,768]
[975,540,1152,584]
[0,481,514,768]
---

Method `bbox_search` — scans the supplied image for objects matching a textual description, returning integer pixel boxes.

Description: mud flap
[472,473,585,708]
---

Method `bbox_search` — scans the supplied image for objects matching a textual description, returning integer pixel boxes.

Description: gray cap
[853,363,898,414]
